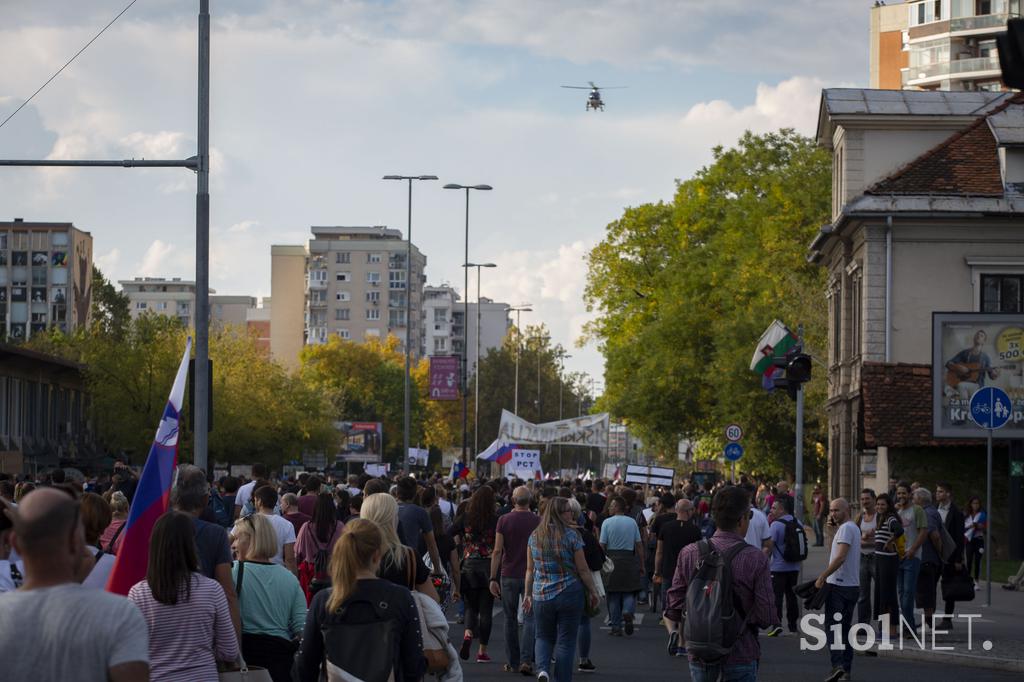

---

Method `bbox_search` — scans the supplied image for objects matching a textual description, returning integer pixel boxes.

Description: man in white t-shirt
[253,485,296,573]
[0,490,149,681]
[816,497,861,682]
[743,485,773,556]
[233,463,268,520]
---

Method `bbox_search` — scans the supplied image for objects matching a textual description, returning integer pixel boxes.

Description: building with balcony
[269,226,426,369]
[0,219,93,343]
[420,284,511,375]
[871,0,1018,92]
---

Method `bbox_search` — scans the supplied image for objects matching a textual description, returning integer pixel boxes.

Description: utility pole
[509,305,532,415]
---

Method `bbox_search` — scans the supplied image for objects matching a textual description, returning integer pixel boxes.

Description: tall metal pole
[985,428,993,607]
[194,0,211,474]
[462,189,469,465]
[403,178,412,475]
[795,384,805,523]
[474,265,482,457]
[514,310,521,415]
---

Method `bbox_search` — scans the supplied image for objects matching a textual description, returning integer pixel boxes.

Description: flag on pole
[450,461,471,480]
[749,320,797,391]
[106,338,192,595]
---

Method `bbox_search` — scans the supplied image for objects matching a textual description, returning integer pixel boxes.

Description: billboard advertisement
[932,313,1024,438]
[429,355,460,400]
[336,421,383,462]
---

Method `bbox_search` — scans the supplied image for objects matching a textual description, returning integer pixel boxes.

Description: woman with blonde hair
[98,490,130,556]
[292,518,425,681]
[231,513,306,682]
[360,492,439,601]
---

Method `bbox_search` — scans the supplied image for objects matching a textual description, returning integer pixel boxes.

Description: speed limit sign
[725,424,743,442]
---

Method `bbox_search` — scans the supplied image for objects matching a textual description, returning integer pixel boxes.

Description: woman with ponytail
[292,518,426,681]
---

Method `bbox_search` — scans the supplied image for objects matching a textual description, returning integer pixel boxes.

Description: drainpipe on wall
[885,215,893,363]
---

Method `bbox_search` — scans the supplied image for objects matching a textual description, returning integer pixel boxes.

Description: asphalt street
[447,601,1023,682]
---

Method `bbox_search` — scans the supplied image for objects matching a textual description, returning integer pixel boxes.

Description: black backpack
[683,540,750,663]
[781,518,808,562]
[321,597,398,681]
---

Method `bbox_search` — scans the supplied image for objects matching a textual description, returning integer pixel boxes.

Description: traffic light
[997,18,1024,90]
[771,348,812,401]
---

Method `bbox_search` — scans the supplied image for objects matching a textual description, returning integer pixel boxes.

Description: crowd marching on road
[0,464,1019,682]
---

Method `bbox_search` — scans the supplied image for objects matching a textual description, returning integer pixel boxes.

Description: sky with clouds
[0,0,868,384]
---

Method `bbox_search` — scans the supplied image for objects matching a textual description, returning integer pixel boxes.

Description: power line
[0,0,142,131]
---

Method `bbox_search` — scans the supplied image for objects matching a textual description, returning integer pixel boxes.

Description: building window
[850,272,862,358]
[335,308,350,321]
[389,292,407,308]
[829,282,842,365]
[909,0,944,26]
[336,252,350,264]
[311,289,327,304]
[336,291,350,302]
[309,270,327,284]
[366,271,381,284]
[157,301,168,311]
[136,302,148,310]
[366,291,380,303]
[981,274,1023,312]
[433,308,448,323]
[434,337,447,352]
[367,309,380,321]
[389,270,407,290]
[367,253,381,263]
[335,271,351,282]
[389,309,407,327]
[337,328,350,339]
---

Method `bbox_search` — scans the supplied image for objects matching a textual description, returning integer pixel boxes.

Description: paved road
[447,601,1022,682]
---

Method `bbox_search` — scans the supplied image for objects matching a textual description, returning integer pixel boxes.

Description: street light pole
[465,262,496,461]
[555,349,571,474]
[508,305,532,415]
[444,183,492,465]
[383,175,437,475]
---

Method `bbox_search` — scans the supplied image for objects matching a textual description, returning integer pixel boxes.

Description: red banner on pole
[429,355,460,400]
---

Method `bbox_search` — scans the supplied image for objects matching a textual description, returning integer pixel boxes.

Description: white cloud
[94,247,121,274]
[138,239,179,277]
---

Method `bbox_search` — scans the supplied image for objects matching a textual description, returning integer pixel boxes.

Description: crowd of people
[0,463,1008,682]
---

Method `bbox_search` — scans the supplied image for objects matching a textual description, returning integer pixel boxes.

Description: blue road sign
[970,386,1012,430]
[724,442,744,462]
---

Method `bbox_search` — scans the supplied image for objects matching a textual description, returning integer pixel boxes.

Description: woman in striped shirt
[129,511,239,681]
[873,493,903,634]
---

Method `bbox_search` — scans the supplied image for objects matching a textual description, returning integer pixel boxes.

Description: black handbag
[941,570,976,602]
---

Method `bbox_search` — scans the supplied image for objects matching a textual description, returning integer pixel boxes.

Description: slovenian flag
[106,338,192,595]
[451,461,471,480]
[749,320,797,391]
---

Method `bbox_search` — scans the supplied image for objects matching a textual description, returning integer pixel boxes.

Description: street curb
[876,647,1024,673]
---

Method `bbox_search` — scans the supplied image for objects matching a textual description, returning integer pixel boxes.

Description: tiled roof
[822,89,1009,117]
[865,115,1004,197]
[860,362,976,449]
[865,93,1024,198]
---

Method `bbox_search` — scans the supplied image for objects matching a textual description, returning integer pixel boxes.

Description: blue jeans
[534,580,583,682]
[500,577,536,666]
[688,661,758,682]
[577,611,591,660]
[606,591,636,630]
[897,557,921,628]
[826,585,859,673]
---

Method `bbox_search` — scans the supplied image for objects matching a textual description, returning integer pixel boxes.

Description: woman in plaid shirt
[524,497,601,682]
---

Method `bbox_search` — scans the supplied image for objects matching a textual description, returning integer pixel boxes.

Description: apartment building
[246,298,271,354]
[871,0,1018,92]
[0,219,93,342]
[121,277,257,330]
[421,284,511,373]
[270,226,426,369]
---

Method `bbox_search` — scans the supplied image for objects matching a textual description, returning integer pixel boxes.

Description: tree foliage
[584,129,831,478]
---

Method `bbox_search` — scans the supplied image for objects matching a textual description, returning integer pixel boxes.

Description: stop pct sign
[725,424,743,442]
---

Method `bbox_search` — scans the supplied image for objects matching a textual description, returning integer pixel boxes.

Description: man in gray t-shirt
[0,489,149,681]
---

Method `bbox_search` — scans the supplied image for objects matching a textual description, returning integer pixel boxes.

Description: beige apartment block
[0,219,92,342]
[870,0,1016,92]
[270,245,308,370]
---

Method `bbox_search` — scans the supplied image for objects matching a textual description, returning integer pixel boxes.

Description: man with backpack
[664,485,778,682]
[765,496,806,636]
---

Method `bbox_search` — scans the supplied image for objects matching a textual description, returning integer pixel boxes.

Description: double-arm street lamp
[383,175,438,475]
[443,183,492,464]
[507,305,532,416]
[465,262,497,459]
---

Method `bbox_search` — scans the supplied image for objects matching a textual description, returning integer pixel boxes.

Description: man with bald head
[489,485,540,674]
[655,498,701,655]
[817,497,862,682]
[0,489,150,681]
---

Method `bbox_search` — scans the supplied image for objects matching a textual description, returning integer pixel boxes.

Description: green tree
[584,129,831,478]
[90,267,131,340]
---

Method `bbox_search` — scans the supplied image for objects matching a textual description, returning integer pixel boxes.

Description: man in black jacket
[936,481,965,630]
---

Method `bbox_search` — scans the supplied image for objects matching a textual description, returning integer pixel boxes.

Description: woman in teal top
[231,513,307,682]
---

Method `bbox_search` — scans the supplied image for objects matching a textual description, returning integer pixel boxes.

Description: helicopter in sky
[560,81,627,111]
